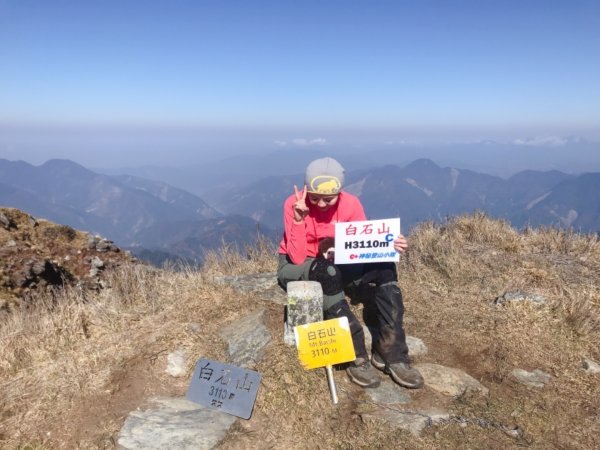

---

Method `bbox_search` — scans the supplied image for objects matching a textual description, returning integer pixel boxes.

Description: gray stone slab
[415,363,489,397]
[493,291,548,306]
[213,272,287,304]
[583,358,600,374]
[118,397,236,450]
[365,379,412,405]
[220,309,271,369]
[362,408,449,437]
[512,368,552,388]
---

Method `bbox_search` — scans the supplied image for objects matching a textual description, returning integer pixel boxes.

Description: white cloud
[382,140,423,146]
[511,136,570,147]
[275,138,327,147]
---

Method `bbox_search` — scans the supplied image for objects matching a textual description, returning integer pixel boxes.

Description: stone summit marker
[284,281,324,345]
[186,358,261,420]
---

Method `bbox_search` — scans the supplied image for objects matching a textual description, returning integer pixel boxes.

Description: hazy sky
[1,0,599,167]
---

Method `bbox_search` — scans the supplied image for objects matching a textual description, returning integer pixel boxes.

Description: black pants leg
[340,262,410,364]
[371,282,409,363]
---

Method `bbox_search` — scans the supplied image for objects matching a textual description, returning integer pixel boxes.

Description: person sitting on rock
[277,157,424,389]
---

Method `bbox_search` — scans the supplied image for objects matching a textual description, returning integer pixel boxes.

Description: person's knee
[308,259,343,296]
[277,256,312,290]
[359,262,398,285]
[377,268,397,285]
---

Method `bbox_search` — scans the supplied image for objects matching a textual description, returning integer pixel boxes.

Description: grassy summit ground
[1,213,599,449]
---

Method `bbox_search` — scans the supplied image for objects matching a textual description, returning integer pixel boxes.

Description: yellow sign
[294,317,356,370]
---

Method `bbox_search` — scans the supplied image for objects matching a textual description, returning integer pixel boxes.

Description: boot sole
[346,370,381,388]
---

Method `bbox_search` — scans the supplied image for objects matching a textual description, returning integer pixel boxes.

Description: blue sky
[0,0,599,167]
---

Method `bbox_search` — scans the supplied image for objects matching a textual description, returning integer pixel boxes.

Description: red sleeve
[282,195,308,264]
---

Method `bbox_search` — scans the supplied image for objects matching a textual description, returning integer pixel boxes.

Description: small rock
[187,322,202,334]
[493,291,548,306]
[0,211,14,230]
[6,240,16,247]
[89,256,105,277]
[512,368,551,388]
[166,349,188,377]
[87,234,99,249]
[90,256,105,269]
[96,239,115,252]
[582,358,600,374]
[504,427,524,439]
[31,260,46,276]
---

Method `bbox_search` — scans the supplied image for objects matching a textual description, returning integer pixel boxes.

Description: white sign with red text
[334,218,401,264]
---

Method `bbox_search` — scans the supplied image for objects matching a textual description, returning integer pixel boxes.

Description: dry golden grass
[201,235,278,277]
[402,214,600,449]
[1,213,599,449]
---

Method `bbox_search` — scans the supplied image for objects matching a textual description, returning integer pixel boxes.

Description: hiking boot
[372,351,424,389]
[346,357,381,388]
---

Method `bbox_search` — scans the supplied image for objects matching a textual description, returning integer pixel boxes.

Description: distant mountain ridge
[96,137,600,195]
[2,158,599,267]
[0,159,273,264]
[213,158,599,234]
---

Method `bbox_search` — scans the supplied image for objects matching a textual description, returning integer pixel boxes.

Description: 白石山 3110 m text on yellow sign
[294,317,356,370]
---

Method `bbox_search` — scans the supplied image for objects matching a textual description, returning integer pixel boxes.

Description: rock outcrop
[0,207,138,311]
[118,397,237,450]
